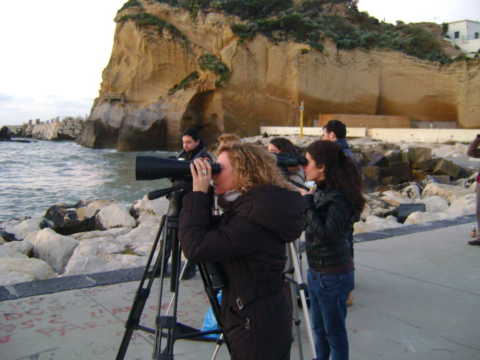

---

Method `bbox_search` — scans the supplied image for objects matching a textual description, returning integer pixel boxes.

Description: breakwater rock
[0,157,476,287]
[17,117,85,140]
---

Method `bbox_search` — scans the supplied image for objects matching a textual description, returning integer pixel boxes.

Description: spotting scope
[136,153,307,181]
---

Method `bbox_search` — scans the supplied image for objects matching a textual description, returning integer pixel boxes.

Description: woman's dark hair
[270,137,299,155]
[306,140,365,215]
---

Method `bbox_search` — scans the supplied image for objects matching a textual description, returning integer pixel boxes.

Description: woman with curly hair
[179,143,306,360]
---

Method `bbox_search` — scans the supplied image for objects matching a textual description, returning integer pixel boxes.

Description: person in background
[216,133,241,153]
[179,143,306,360]
[302,140,365,360]
[165,127,212,280]
[267,137,306,188]
[322,120,353,158]
[467,134,480,246]
[178,127,211,161]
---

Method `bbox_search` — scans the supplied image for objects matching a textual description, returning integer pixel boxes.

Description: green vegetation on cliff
[132,0,454,64]
[168,71,200,95]
[117,13,188,45]
[198,54,231,86]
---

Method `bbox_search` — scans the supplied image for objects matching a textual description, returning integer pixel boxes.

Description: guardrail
[260,127,480,143]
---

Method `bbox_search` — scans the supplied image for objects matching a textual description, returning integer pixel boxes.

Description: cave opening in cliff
[180,91,221,146]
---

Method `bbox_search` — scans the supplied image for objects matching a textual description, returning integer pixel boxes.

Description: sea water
[0,140,171,222]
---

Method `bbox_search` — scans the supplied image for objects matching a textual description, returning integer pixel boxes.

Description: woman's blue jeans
[307,269,355,360]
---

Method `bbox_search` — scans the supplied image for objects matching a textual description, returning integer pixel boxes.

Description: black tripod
[116,185,229,360]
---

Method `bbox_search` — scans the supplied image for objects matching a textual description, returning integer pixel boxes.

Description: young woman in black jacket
[178,143,306,360]
[301,140,365,360]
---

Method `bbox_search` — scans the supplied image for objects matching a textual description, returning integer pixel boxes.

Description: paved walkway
[1,221,479,360]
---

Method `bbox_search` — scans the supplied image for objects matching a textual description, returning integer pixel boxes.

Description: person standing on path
[467,134,480,246]
[301,140,365,360]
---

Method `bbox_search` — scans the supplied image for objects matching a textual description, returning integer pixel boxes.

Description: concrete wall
[454,38,480,54]
[318,114,411,128]
[260,126,480,143]
[261,126,367,137]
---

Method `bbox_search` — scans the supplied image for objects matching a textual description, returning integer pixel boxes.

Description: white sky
[1,0,479,126]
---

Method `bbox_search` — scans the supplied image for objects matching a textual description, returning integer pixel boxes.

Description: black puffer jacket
[304,187,355,270]
[179,185,306,360]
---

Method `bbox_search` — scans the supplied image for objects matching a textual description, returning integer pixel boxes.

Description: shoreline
[1,213,475,302]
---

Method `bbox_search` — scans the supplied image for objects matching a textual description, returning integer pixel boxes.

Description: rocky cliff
[78,1,480,150]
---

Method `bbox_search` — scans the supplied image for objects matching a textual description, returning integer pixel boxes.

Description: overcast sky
[1,0,479,126]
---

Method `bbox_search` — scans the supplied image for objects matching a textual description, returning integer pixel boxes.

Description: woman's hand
[190,158,212,193]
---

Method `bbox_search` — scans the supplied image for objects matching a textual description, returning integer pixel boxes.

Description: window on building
[475,32,479,39]
[454,31,460,39]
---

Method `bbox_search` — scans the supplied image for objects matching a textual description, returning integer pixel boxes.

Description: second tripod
[116,186,229,360]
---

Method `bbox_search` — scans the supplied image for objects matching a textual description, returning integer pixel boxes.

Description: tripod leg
[116,216,167,360]
[289,242,317,359]
[210,334,224,360]
[289,274,305,360]
[165,259,189,315]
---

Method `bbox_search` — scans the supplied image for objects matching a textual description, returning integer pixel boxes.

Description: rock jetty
[1,137,479,287]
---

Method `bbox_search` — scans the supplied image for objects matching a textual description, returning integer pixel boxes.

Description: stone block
[394,203,426,223]
[380,162,412,183]
[408,147,432,167]
[432,159,462,179]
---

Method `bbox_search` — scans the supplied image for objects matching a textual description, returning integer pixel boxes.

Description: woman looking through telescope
[178,143,307,360]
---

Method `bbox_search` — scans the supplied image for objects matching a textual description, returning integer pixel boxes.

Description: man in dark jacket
[322,119,353,158]
[165,127,212,280]
[178,127,211,161]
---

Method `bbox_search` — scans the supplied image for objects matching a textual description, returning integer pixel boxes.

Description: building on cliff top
[446,20,480,56]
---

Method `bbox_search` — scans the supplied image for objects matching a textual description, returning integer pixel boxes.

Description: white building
[446,20,480,56]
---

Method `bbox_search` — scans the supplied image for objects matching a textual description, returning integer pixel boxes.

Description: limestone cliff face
[79,1,480,150]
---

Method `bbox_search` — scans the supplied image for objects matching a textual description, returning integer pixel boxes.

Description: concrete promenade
[1,219,479,360]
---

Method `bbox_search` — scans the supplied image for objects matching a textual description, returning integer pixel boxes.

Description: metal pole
[299,101,305,138]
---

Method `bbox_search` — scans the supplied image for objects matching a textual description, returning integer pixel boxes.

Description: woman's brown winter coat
[179,184,306,360]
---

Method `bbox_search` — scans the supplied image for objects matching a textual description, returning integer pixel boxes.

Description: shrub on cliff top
[119,0,142,12]
[117,13,188,45]
[139,0,452,64]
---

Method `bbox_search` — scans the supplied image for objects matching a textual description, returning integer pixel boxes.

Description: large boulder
[404,211,448,225]
[95,203,136,230]
[3,216,46,241]
[31,228,79,273]
[421,196,449,212]
[0,126,13,141]
[0,258,56,286]
[354,215,403,234]
[3,239,34,256]
[422,183,472,203]
[408,147,432,168]
[64,237,145,276]
[44,200,115,235]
